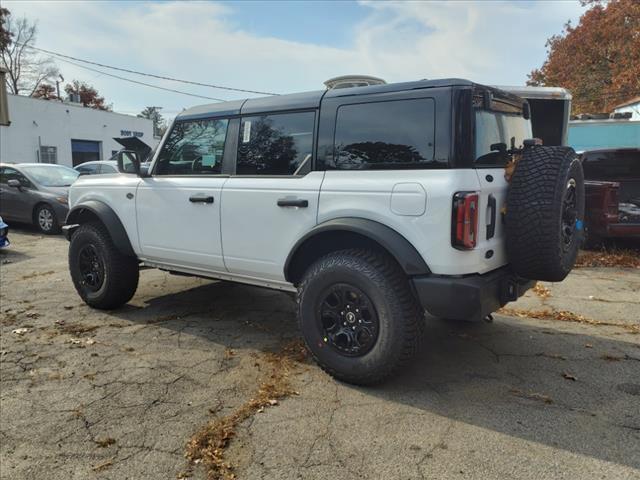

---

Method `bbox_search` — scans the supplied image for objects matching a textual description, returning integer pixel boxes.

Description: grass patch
[184,339,307,480]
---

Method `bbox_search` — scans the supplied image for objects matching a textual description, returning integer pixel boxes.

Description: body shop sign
[120,130,143,138]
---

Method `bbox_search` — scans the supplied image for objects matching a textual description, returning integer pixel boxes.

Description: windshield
[475,111,532,166]
[21,165,80,187]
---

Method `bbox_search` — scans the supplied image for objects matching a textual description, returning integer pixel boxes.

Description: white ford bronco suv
[64,79,583,385]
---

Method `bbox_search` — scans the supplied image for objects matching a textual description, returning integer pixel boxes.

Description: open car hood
[113,137,152,161]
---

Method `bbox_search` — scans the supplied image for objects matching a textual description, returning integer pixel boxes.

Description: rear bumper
[412,267,534,322]
[604,223,640,238]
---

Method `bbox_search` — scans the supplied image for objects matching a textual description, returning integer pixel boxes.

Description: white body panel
[68,174,142,252]
[220,172,325,281]
[136,176,227,270]
[318,169,508,275]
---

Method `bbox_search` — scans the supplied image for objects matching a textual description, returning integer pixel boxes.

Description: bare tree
[0,13,59,96]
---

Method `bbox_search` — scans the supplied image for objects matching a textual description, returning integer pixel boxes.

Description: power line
[17,42,279,96]
[56,57,227,102]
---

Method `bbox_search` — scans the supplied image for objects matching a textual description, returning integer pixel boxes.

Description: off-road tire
[69,222,139,309]
[506,146,585,281]
[297,249,424,385]
[34,204,60,234]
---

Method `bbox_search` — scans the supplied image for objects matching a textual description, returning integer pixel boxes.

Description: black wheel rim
[561,178,578,249]
[78,244,105,292]
[317,283,379,357]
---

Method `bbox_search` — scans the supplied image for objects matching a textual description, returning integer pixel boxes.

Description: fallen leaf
[11,328,29,335]
[95,437,116,448]
[562,372,577,381]
[601,354,623,362]
[92,459,113,472]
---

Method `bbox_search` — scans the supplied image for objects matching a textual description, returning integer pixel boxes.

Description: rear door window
[331,98,436,170]
[237,111,315,175]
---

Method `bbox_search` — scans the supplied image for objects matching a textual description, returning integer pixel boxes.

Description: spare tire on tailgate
[506,146,585,282]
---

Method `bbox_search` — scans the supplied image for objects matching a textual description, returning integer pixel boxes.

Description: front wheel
[34,204,59,234]
[297,249,424,385]
[69,222,139,309]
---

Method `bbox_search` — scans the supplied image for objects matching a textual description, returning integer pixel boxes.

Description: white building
[0,93,159,167]
[613,96,640,121]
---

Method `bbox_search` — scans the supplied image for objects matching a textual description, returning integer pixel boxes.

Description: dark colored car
[581,148,640,245]
[0,163,79,234]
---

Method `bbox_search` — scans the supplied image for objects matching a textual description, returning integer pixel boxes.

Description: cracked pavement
[1,228,639,479]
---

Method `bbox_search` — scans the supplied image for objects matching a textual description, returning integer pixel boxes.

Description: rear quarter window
[330,98,438,170]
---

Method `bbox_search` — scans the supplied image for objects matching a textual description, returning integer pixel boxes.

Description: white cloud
[4,0,586,117]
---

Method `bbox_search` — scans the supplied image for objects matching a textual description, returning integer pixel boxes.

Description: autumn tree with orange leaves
[528,0,640,114]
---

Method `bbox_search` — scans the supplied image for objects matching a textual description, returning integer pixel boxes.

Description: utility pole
[56,74,64,101]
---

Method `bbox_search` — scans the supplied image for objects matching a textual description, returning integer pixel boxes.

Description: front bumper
[412,267,534,322]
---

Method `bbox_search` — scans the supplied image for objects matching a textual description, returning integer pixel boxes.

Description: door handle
[189,195,214,204]
[277,198,308,208]
[486,194,497,240]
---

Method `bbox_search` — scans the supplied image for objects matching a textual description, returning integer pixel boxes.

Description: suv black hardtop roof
[178,78,504,121]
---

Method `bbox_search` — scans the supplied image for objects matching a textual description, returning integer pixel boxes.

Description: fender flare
[65,200,136,257]
[284,217,430,282]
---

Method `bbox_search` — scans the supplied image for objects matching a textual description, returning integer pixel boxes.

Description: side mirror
[116,150,141,176]
[7,179,22,189]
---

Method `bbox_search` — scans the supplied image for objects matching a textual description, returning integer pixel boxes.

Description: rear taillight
[452,192,479,250]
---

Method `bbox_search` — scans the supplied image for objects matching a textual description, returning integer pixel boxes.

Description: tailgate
[475,168,509,269]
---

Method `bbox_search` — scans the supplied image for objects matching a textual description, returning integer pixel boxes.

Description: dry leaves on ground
[497,307,640,334]
[532,283,551,300]
[575,249,640,268]
[184,339,308,480]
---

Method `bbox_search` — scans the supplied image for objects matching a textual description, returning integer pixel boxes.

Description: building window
[71,140,101,166]
[331,98,437,170]
[237,111,315,175]
[39,146,58,164]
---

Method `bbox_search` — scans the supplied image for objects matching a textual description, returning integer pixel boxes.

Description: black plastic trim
[412,267,534,322]
[64,200,136,257]
[284,217,430,281]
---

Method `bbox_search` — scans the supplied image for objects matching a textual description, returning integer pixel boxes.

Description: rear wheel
[297,249,423,385]
[34,204,59,234]
[69,222,139,309]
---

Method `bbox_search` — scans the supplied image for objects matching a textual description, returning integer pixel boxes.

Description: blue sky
[5,1,587,120]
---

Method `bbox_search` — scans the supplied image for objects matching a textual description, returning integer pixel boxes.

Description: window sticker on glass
[243,121,252,143]
[201,154,216,167]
